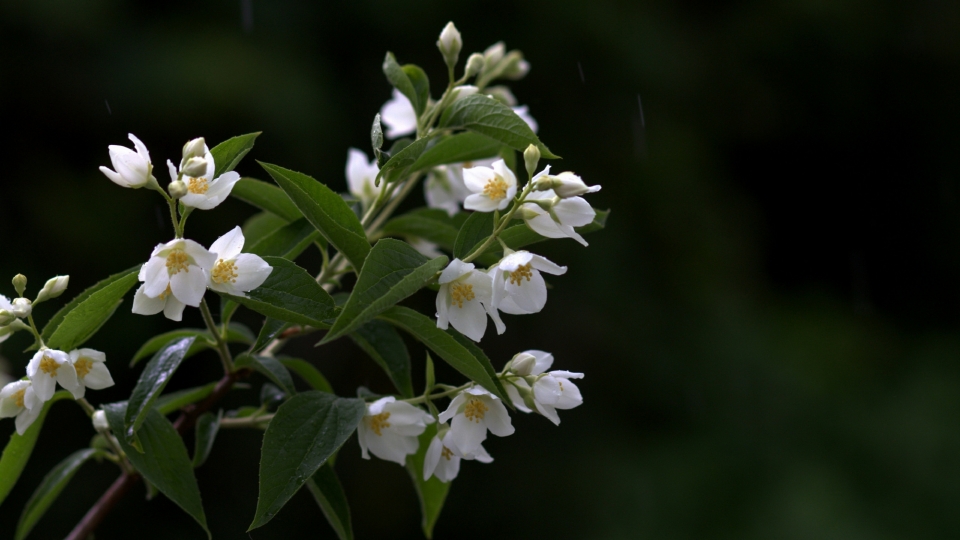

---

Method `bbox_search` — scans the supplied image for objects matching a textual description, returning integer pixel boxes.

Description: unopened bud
[523,144,541,179]
[12,274,26,296]
[11,298,31,319]
[551,172,601,198]
[501,52,530,80]
[483,42,505,66]
[180,156,208,177]
[451,85,479,103]
[509,352,537,376]
[92,410,109,431]
[182,137,206,161]
[34,275,69,304]
[0,309,15,326]
[484,85,518,106]
[437,22,462,69]
[464,53,484,78]
[518,207,542,221]
[168,180,188,200]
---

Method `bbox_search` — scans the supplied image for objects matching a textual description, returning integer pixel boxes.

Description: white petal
[15,406,42,435]
[527,350,554,374]
[435,286,450,330]
[346,148,378,201]
[554,196,596,228]
[209,226,245,260]
[504,383,532,413]
[182,239,217,270]
[506,269,546,313]
[513,105,538,133]
[82,363,115,390]
[128,133,151,163]
[231,254,272,292]
[447,298,487,342]
[534,401,561,425]
[481,398,515,437]
[380,89,417,138]
[530,254,567,275]
[132,284,165,315]
[492,160,517,189]
[462,166,496,193]
[438,392,466,424]
[167,159,178,182]
[31,368,56,402]
[423,435,444,481]
[498,251,534,271]
[438,260,474,284]
[170,269,207,307]
[163,295,186,321]
[463,193,501,213]
[141,257,169,298]
[449,412,488,455]
[99,166,128,187]
[534,375,563,405]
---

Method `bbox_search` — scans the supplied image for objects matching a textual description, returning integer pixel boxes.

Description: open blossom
[463,159,517,212]
[423,426,493,483]
[346,148,384,208]
[424,158,495,216]
[26,349,78,402]
[132,238,216,321]
[490,250,567,315]
[520,189,596,246]
[438,386,514,455]
[0,380,43,435]
[380,89,418,139]
[357,397,434,465]
[436,259,503,342]
[68,348,114,399]
[206,227,272,296]
[504,350,584,425]
[0,295,14,344]
[99,133,154,188]
[166,139,241,210]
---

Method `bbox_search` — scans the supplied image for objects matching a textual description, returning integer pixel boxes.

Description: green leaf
[403,64,430,117]
[323,239,447,343]
[440,94,559,158]
[280,358,333,394]
[103,402,209,537]
[40,267,139,352]
[249,391,365,531]
[219,256,337,328]
[232,178,304,222]
[236,353,296,395]
[349,320,413,398]
[383,52,425,115]
[0,392,70,507]
[473,208,610,266]
[305,463,353,540]
[244,211,290,248]
[260,162,370,272]
[246,218,320,260]
[124,336,196,444]
[409,132,503,172]
[405,423,450,539]
[378,306,508,402]
[210,132,260,178]
[130,326,254,367]
[193,411,222,468]
[154,383,218,416]
[375,137,432,184]
[371,113,384,153]
[381,208,466,251]
[453,210,496,259]
[15,448,97,540]
[253,317,290,353]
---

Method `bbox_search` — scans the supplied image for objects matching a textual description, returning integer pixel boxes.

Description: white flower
[0,380,43,435]
[167,139,242,210]
[99,133,154,188]
[438,386,514,455]
[423,426,493,483]
[462,159,517,212]
[25,349,78,402]
[437,22,462,66]
[132,238,216,321]
[34,275,69,304]
[409,238,444,259]
[206,226,272,296]
[490,250,567,315]
[436,259,504,342]
[357,396,434,465]
[513,105,538,133]
[520,189,596,246]
[424,158,495,216]
[504,350,584,426]
[380,89,418,139]
[534,170,600,199]
[10,298,32,318]
[346,148,383,208]
[68,348,114,399]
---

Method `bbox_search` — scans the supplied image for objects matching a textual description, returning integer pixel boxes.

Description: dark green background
[1,1,958,538]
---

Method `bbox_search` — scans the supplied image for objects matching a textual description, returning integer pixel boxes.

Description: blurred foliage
[1,0,959,538]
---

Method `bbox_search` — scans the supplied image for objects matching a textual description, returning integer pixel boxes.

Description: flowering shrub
[0,22,606,539]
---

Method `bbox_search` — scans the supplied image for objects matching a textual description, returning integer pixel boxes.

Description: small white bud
[168,180,188,200]
[34,275,69,304]
[92,410,109,432]
[12,274,26,296]
[437,22,462,69]
[464,53,484,78]
[483,42,505,66]
[523,144,541,179]
[180,156,209,177]
[11,298,32,319]
[551,172,601,198]
[510,352,537,376]
[451,85,479,103]
[484,85,518,106]
[0,309,15,326]
[501,54,530,80]
[182,137,206,161]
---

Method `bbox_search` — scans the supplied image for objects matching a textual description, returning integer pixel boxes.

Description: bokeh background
[2,1,959,538]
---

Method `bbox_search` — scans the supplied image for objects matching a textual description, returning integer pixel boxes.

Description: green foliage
[383,52,428,116]
[381,208,466,251]
[130,324,253,367]
[439,94,558,158]
[405,423,450,539]
[350,320,414,398]
[375,137,432,184]
[219,257,337,327]
[124,336,196,446]
[209,132,260,178]
[192,411,221,468]
[305,463,354,540]
[15,448,97,540]
[231,178,304,222]
[153,383,217,416]
[235,353,296,395]
[453,210,496,259]
[409,132,503,172]
[0,392,70,508]
[252,317,290,353]
[249,391,365,531]
[246,218,320,260]
[279,358,333,394]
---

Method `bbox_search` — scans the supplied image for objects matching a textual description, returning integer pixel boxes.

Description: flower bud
[464,53,484,78]
[11,298,31,318]
[484,85,517,106]
[34,275,69,304]
[501,52,530,80]
[451,85,479,103]
[523,144,541,179]
[437,22,462,69]
[0,309,15,326]
[12,274,26,296]
[180,156,208,178]
[182,137,206,161]
[518,207,542,221]
[551,172,601,198]
[483,42,505,66]
[168,180,188,200]
[92,410,109,431]
[509,352,537,376]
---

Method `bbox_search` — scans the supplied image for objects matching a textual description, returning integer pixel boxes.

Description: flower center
[187,177,209,194]
[368,412,391,436]
[75,357,93,379]
[211,259,238,284]
[464,398,488,423]
[441,445,454,461]
[39,355,59,377]
[450,283,475,309]
[166,249,190,274]
[159,284,173,300]
[12,388,25,408]
[483,176,508,201]
[508,263,533,285]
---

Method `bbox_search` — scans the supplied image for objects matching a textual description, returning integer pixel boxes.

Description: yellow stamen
[166,250,189,274]
[12,388,25,408]
[508,263,533,285]
[368,412,391,436]
[464,398,488,423]
[211,259,238,285]
[187,177,209,194]
[159,284,173,300]
[441,446,454,461]
[75,357,93,379]
[39,355,60,377]
[483,176,508,201]
[450,283,475,309]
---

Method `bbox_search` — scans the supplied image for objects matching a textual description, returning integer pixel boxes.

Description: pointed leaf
[409,132,503,172]
[249,391,365,530]
[154,383,218,416]
[124,336,197,443]
[280,358,333,394]
[193,411,222,468]
[381,208,467,251]
[103,402,209,537]
[440,94,558,158]
[323,239,447,343]
[349,319,413,398]
[253,318,290,353]
[236,353,296,395]
[403,64,430,117]
[130,325,254,367]
[383,52,425,115]
[260,162,370,272]
[232,178,304,222]
[378,306,508,402]
[40,267,139,352]
[406,423,450,539]
[210,132,260,178]
[246,218,320,260]
[453,210,495,259]
[306,463,354,540]
[15,448,97,540]
[375,137,432,184]
[0,392,70,507]
[219,256,337,327]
